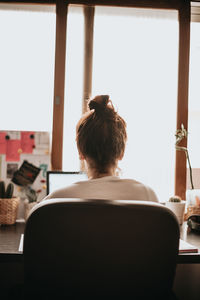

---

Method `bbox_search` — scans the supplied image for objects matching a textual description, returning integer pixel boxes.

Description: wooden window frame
[1,0,191,199]
[51,0,67,170]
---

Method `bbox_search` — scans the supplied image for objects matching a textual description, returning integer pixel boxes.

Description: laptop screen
[46,171,87,195]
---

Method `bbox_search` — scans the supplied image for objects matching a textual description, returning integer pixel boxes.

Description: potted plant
[166,195,186,225]
[175,124,194,189]
[175,124,200,218]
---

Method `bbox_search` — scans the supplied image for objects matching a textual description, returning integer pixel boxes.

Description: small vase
[165,201,186,225]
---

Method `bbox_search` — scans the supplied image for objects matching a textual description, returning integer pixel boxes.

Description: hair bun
[88,95,110,112]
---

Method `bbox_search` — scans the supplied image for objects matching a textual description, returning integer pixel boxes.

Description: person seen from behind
[44,95,158,202]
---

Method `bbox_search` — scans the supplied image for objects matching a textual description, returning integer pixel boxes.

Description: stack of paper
[179,239,199,253]
[18,234,24,252]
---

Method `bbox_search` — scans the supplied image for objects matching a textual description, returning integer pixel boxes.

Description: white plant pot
[165,201,186,225]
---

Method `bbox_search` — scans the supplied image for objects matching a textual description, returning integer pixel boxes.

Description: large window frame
[1,0,191,200]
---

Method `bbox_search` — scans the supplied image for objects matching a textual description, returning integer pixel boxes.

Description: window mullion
[82,5,95,114]
[175,1,191,199]
[51,0,68,170]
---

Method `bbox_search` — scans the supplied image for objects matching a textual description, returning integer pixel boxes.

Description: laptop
[46,171,87,195]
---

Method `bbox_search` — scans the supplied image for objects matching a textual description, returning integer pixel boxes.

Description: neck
[88,170,115,180]
[84,159,117,179]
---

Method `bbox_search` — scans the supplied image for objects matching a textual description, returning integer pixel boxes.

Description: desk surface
[178,222,200,263]
[0,221,200,264]
[0,221,24,262]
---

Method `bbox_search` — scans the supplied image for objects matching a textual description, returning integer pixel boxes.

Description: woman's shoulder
[117,177,146,186]
[117,178,159,202]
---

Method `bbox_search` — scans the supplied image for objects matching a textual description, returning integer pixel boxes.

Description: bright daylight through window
[1,4,191,202]
[0,4,56,132]
[63,6,179,202]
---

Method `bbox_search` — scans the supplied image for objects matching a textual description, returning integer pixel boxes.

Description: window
[62,5,179,201]
[0,4,56,132]
[0,1,190,200]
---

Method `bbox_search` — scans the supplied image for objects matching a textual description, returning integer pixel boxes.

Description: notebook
[179,239,199,253]
[46,171,87,195]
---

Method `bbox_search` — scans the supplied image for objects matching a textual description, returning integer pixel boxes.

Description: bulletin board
[0,130,51,202]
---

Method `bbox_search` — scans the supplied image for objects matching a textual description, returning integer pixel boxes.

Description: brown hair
[76,95,127,173]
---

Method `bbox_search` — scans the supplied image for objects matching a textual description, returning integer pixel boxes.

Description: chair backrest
[23,199,180,298]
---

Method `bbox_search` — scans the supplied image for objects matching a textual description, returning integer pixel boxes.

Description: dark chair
[23,199,180,299]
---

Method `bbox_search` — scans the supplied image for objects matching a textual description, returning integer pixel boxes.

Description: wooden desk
[0,221,24,263]
[1,220,199,299]
[0,222,24,289]
[0,220,200,264]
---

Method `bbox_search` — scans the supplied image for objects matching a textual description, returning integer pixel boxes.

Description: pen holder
[0,197,20,225]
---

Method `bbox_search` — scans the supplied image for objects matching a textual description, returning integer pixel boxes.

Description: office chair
[23,199,180,299]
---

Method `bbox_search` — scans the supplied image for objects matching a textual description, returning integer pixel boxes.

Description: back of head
[76,95,127,173]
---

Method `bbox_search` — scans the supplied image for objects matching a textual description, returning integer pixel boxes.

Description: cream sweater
[44,176,159,202]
